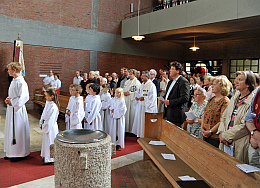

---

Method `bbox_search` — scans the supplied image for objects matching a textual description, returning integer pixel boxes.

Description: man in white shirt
[43,70,54,87]
[73,71,83,84]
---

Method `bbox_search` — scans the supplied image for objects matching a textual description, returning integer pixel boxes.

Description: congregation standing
[3,61,260,169]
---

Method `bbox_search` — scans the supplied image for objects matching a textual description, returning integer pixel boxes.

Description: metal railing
[124,0,196,19]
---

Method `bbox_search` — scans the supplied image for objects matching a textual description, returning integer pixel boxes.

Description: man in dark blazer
[160,61,190,127]
[150,69,160,95]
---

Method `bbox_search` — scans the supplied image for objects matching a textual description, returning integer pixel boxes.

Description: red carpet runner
[0,134,142,188]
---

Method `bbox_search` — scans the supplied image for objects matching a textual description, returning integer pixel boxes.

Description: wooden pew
[138,112,260,188]
[32,89,70,114]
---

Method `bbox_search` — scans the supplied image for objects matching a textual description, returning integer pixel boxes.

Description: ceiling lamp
[132,0,145,41]
[189,37,200,51]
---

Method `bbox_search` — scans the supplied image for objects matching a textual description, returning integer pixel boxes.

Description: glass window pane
[251,66,258,72]
[244,60,250,66]
[186,63,190,67]
[237,60,243,66]
[252,60,258,66]
[231,60,236,66]
[230,73,236,79]
[244,65,250,71]
[230,67,236,73]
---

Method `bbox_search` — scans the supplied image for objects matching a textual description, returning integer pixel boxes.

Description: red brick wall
[0,42,90,105]
[99,0,156,35]
[0,0,92,30]
[97,51,168,76]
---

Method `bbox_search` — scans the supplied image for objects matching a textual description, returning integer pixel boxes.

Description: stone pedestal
[52,130,116,188]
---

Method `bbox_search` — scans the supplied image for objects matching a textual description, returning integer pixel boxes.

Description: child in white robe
[84,84,102,130]
[65,84,75,130]
[109,88,127,149]
[67,84,85,129]
[40,87,59,164]
[84,83,93,129]
[100,84,111,133]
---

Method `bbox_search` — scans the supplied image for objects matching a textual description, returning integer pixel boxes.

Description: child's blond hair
[115,88,124,101]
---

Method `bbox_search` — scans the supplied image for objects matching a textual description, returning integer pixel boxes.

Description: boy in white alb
[40,87,59,164]
[109,88,127,149]
[65,84,75,130]
[84,83,93,129]
[67,84,85,129]
[84,84,102,130]
[100,84,111,133]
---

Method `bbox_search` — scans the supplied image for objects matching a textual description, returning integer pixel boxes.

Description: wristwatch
[209,129,213,135]
[251,129,258,136]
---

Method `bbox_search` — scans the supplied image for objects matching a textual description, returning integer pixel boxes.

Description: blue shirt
[244,87,260,123]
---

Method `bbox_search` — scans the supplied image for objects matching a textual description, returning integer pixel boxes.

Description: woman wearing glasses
[186,86,207,139]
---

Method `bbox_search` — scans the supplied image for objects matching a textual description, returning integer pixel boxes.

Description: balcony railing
[124,0,196,19]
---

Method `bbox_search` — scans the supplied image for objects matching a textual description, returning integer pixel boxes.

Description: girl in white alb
[100,84,111,133]
[65,85,75,130]
[40,88,59,164]
[84,84,102,130]
[109,88,127,149]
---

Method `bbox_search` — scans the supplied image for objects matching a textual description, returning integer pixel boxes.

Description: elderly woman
[188,76,198,107]
[201,76,232,148]
[217,71,255,163]
[204,76,215,101]
[186,86,207,139]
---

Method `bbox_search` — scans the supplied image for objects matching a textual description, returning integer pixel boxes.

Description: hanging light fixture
[132,0,145,41]
[189,36,200,51]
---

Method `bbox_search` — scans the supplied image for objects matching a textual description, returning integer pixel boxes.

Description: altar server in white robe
[110,88,127,149]
[67,84,85,129]
[4,62,30,162]
[84,84,102,130]
[40,87,59,164]
[65,84,75,130]
[123,69,141,132]
[132,71,158,138]
[100,84,111,133]
[83,83,93,129]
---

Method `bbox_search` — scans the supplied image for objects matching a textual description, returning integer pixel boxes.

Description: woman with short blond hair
[201,76,232,148]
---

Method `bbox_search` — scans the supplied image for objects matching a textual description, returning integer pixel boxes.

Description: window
[229,59,260,84]
[185,60,222,76]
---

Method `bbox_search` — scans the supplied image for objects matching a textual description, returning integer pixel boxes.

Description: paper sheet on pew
[161,153,176,160]
[178,175,197,181]
[135,91,141,98]
[185,111,198,122]
[236,164,260,173]
[149,140,166,146]
[157,96,165,102]
[224,145,234,157]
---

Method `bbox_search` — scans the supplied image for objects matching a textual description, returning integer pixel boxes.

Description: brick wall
[97,51,168,76]
[0,0,92,30]
[99,0,156,35]
[0,42,90,105]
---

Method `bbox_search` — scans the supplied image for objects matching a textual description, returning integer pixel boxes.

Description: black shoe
[10,156,27,162]
[4,157,10,160]
[116,145,121,150]
[43,162,54,165]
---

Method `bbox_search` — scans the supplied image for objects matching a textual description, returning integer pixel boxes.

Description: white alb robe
[65,96,75,130]
[4,76,30,158]
[100,93,111,134]
[108,97,115,135]
[85,95,102,130]
[40,101,59,162]
[123,77,141,133]
[109,98,127,148]
[132,79,157,138]
[69,96,85,129]
[84,95,92,129]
